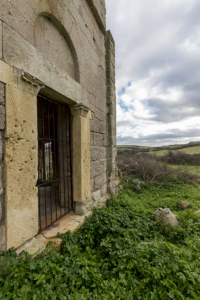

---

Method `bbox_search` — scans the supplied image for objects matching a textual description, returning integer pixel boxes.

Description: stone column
[5,70,45,249]
[105,31,117,196]
[70,103,92,215]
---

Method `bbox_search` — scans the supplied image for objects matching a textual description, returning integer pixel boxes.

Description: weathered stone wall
[0,0,116,248]
[35,15,77,81]
[105,31,117,196]
[0,82,6,251]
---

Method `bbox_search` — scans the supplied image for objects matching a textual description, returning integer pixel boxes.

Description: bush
[119,177,145,191]
[117,152,199,183]
[158,150,200,166]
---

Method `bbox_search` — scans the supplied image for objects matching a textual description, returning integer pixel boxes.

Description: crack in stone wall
[0,82,6,251]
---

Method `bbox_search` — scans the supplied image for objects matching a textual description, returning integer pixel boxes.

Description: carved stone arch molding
[35,12,80,83]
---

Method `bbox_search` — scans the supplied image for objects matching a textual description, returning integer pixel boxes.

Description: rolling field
[117,143,200,178]
[169,164,200,176]
[149,145,200,156]
[117,143,200,156]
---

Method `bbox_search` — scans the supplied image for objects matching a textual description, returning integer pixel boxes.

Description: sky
[105,0,200,146]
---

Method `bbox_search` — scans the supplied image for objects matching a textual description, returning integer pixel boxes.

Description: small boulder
[140,242,152,246]
[178,201,192,209]
[152,208,178,226]
[194,210,200,215]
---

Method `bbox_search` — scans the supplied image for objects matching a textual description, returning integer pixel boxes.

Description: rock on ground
[194,210,200,215]
[152,208,178,226]
[178,201,192,209]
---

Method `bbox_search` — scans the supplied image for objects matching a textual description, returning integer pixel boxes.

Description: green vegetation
[117,142,200,156]
[149,146,200,156]
[170,165,200,176]
[1,178,200,299]
[1,145,200,299]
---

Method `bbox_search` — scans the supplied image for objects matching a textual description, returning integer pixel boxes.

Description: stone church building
[0,0,116,251]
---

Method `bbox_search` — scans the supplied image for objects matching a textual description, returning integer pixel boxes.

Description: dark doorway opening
[37,94,73,231]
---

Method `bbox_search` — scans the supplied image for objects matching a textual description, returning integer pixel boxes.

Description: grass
[117,144,200,157]
[148,145,200,156]
[170,165,200,176]
[1,148,200,299]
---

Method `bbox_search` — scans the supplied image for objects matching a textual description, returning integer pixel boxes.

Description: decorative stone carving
[21,70,45,89]
[70,103,90,118]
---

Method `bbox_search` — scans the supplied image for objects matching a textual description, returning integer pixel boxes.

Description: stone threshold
[35,211,93,253]
[17,193,111,256]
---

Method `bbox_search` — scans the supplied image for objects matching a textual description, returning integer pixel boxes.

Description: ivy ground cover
[1,179,200,299]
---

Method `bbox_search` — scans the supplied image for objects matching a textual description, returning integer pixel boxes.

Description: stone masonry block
[106,67,115,82]
[0,106,5,130]
[75,198,93,216]
[0,198,2,221]
[94,172,106,190]
[93,133,106,147]
[92,190,100,202]
[108,180,116,197]
[1,0,35,44]
[106,49,115,68]
[95,119,105,134]
[0,194,5,219]
[0,164,4,190]
[88,92,96,107]
[0,226,6,251]
[0,138,3,161]
[90,119,96,132]
[90,103,104,121]
[91,146,106,161]
[100,184,107,197]
[108,171,116,183]
[0,82,5,104]
[96,91,106,112]
[0,21,2,60]
[106,31,115,53]
[91,159,106,178]
[91,177,94,192]
[91,118,105,134]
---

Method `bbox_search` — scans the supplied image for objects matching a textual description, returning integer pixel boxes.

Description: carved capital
[70,103,90,118]
[21,70,45,89]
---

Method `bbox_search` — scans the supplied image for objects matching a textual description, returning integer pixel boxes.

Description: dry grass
[117,152,199,183]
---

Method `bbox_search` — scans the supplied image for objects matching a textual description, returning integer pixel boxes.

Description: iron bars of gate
[37,94,73,231]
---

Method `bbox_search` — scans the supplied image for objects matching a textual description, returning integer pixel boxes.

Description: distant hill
[117,142,200,155]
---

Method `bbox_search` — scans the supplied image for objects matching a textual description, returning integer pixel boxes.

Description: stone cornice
[21,70,45,89]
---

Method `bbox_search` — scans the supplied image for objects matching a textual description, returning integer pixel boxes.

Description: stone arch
[35,12,80,83]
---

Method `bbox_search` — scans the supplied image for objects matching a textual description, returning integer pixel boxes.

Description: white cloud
[106,0,200,146]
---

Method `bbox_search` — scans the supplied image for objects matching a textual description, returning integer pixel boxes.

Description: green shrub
[1,181,200,299]
[119,177,145,191]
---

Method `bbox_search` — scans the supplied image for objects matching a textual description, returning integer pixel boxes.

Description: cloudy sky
[106,0,200,146]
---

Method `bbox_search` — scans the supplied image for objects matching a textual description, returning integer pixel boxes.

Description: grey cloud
[106,0,200,145]
[117,128,200,146]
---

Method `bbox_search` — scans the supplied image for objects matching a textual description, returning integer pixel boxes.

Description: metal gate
[37,94,73,231]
